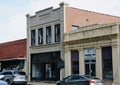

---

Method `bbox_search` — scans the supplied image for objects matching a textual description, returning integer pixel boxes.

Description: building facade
[26,2,67,81]
[64,23,120,85]
[0,39,27,71]
[26,2,120,83]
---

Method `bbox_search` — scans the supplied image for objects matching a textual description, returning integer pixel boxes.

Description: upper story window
[72,25,79,30]
[46,26,51,44]
[38,28,43,45]
[31,30,36,46]
[55,24,60,42]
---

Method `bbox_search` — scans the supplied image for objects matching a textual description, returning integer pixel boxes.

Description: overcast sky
[0,0,120,43]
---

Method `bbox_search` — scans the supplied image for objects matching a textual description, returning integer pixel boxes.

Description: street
[28,80,113,85]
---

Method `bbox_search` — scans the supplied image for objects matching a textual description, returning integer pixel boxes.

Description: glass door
[85,60,96,77]
[84,48,96,77]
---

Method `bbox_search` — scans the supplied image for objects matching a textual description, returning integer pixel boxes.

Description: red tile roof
[0,39,26,60]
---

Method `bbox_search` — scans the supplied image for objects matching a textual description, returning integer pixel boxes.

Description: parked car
[56,74,104,85]
[0,80,8,85]
[0,70,27,85]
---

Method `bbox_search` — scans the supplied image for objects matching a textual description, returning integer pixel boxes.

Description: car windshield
[83,75,99,79]
[14,71,26,75]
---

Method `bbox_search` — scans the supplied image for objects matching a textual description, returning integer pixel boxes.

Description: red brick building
[0,39,26,71]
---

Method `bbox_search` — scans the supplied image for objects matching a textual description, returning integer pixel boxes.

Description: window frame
[46,26,51,44]
[38,28,43,45]
[31,30,36,46]
[72,25,79,31]
[55,24,60,42]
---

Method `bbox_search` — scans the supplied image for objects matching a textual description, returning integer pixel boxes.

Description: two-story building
[26,2,120,84]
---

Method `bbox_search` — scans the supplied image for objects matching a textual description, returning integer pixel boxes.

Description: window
[38,28,43,45]
[31,30,36,46]
[55,24,60,42]
[84,48,96,77]
[46,26,51,44]
[72,25,79,30]
[102,47,113,80]
[71,50,79,74]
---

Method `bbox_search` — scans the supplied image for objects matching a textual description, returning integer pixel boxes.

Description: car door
[63,75,74,85]
[63,75,89,85]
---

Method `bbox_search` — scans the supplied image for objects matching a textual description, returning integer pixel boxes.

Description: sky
[0,0,120,43]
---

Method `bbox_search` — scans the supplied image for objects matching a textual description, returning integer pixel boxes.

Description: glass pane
[31,30,36,46]
[46,26,51,44]
[55,24,60,42]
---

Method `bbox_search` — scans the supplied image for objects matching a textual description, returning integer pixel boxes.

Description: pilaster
[96,47,102,80]
[64,49,71,77]
[79,48,85,75]
[112,45,120,85]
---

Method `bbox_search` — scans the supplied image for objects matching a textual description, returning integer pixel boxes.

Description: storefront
[64,23,120,85]
[30,51,61,81]
[0,59,25,71]
[0,39,27,71]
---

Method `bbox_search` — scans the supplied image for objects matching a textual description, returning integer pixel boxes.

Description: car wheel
[57,83,61,85]
[6,79,11,85]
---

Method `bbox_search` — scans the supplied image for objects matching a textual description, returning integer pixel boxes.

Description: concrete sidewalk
[28,81,56,85]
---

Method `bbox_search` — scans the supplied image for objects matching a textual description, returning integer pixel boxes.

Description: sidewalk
[28,81,56,85]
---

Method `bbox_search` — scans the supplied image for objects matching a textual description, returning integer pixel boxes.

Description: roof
[0,39,26,61]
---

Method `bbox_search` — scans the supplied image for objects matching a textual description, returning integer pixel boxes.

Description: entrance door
[85,60,96,77]
[84,48,96,77]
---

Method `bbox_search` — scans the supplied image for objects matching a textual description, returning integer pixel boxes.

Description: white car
[0,80,8,85]
[0,70,27,85]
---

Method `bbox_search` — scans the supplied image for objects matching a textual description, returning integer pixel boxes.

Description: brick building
[0,39,27,71]
[26,2,120,84]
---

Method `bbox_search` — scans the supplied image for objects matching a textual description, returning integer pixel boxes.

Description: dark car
[56,74,104,85]
[0,70,27,85]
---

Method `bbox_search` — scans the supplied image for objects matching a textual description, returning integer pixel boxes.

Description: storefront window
[31,51,60,81]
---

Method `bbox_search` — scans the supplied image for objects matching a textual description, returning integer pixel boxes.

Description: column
[43,26,46,44]
[64,49,71,77]
[35,29,38,45]
[79,48,85,75]
[96,47,102,80]
[112,45,120,85]
[26,14,31,81]
[51,24,55,43]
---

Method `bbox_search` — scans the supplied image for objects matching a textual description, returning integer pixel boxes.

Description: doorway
[102,47,113,80]
[85,60,96,77]
[84,48,96,77]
